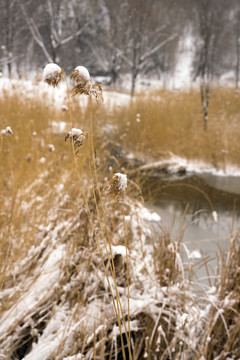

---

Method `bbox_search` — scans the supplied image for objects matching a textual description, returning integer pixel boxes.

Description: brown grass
[0,89,89,288]
[102,88,240,168]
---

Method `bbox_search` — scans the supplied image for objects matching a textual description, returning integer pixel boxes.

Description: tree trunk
[200,79,210,131]
[110,55,118,87]
[51,45,60,64]
[111,68,118,87]
[5,1,13,78]
[7,59,12,78]
[236,36,240,88]
[131,70,137,97]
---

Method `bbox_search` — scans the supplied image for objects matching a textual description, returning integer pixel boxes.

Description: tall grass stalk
[88,99,132,359]
[62,73,132,359]
[48,67,128,358]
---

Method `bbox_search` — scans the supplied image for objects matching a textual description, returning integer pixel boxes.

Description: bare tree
[44,0,88,63]
[193,0,225,130]
[86,0,129,86]
[0,0,18,77]
[18,0,88,64]
[122,0,178,97]
[234,8,240,88]
[18,0,53,62]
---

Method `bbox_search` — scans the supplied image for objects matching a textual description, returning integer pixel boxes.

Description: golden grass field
[106,88,240,168]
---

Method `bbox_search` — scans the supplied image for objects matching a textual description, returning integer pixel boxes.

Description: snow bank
[0,78,132,112]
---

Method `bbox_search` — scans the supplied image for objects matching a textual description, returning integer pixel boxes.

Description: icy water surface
[143,172,240,285]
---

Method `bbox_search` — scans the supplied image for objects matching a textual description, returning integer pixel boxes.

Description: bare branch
[18,0,53,62]
[46,0,60,46]
[117,51,133,67]
[139,34,178,65]
[141,24,167,43]
[0,54,24,66]
[60,23,88,46]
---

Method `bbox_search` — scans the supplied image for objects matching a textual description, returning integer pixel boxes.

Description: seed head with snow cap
[65,128,88,154]
[1,126,13,136]
[72,66,90,83]
[108,173,127,200]
[70,65,103,103]
[43,63,63,87]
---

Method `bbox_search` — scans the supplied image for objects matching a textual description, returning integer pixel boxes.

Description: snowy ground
[136,153,240,185]
[0,77,132,111]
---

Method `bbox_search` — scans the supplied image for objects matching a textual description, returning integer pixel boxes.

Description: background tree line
[0,0,240,95]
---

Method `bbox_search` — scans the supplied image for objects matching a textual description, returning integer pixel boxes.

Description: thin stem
[63,73,125,358]
[88,98,129,359]
[123,202,131,346]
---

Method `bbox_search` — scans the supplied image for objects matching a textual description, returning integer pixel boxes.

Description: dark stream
[141,171,240,287]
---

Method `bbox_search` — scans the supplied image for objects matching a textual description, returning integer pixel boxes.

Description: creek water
[142,172,240,287]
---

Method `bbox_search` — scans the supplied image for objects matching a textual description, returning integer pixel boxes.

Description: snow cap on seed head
[70,65,91,95]
[65,128,88,153]
[1,126,13,136]
[6,126,13,135]
[70,65,103,102]
[65,128,83,140]
[73,66,90,82]
[114,173,127,191]
[43,63,62,87]
[108,172,127,199]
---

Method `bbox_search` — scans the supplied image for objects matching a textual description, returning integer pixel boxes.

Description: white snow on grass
[139,153,240,180]
[22,307,85,360]
[0,244,65,337]
[135,203,161,222]
[48,144,55,152]
[125,202,161,224]
[110,245,128,257]
[0,78,132,112]
[63,355,84,360]
[188,249,202,260]
[39,157,46,164]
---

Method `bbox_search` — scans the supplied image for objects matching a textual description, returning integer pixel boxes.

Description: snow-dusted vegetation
[1,1,240,358]
[0,64,240,359]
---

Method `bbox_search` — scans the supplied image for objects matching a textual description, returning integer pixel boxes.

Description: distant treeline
[1,0,240,91]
